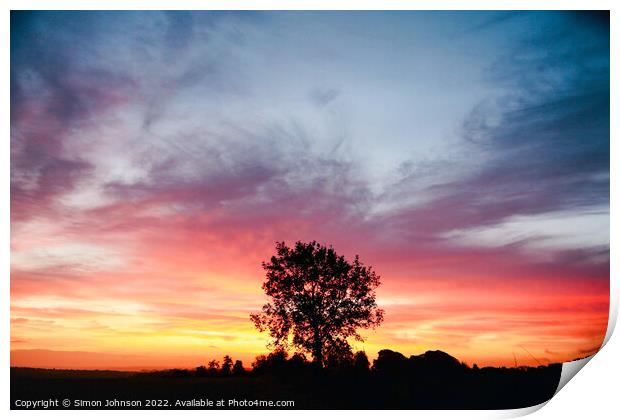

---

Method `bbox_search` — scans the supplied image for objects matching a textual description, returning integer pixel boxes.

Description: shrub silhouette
[325,348,354,371]
[353,351,370,374]
[252,348,290,375]
[195,365,208,377]
[232,360,245,376]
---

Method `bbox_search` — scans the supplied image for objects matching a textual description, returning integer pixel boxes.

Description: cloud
[376,12,608,252]
[10,12,139,222]
[309,88,340,107]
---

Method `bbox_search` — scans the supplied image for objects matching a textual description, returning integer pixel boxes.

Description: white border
[3,1,617,419]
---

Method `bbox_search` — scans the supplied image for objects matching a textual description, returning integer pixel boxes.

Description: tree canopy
[251,241,384,366]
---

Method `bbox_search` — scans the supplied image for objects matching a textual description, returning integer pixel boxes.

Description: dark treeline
[161,348,561,409]
[12,348,562,409]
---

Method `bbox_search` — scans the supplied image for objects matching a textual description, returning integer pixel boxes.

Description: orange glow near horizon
[10,222,609,370]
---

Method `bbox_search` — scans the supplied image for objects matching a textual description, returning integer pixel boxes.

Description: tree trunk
[312,325,323,367]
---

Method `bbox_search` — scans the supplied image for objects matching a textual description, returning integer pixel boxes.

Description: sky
[10,11,609,370]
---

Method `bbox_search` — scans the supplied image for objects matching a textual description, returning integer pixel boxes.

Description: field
[11,350,563,410]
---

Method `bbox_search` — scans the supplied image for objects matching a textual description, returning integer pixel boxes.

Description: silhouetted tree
[207,359,220,376]
[233,360,245,376]
[221,355,233,376]
[251,241,384,366]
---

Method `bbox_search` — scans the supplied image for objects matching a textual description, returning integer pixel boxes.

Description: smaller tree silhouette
[221,355,233,376]
[207,359,220,376]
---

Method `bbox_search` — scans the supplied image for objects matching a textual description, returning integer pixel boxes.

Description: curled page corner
[555,354,595,395]
[552,285,619,396]
[603,289,618,347]
[493,401,548,418]
[552,288,618,398]
[499,354,598,419]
